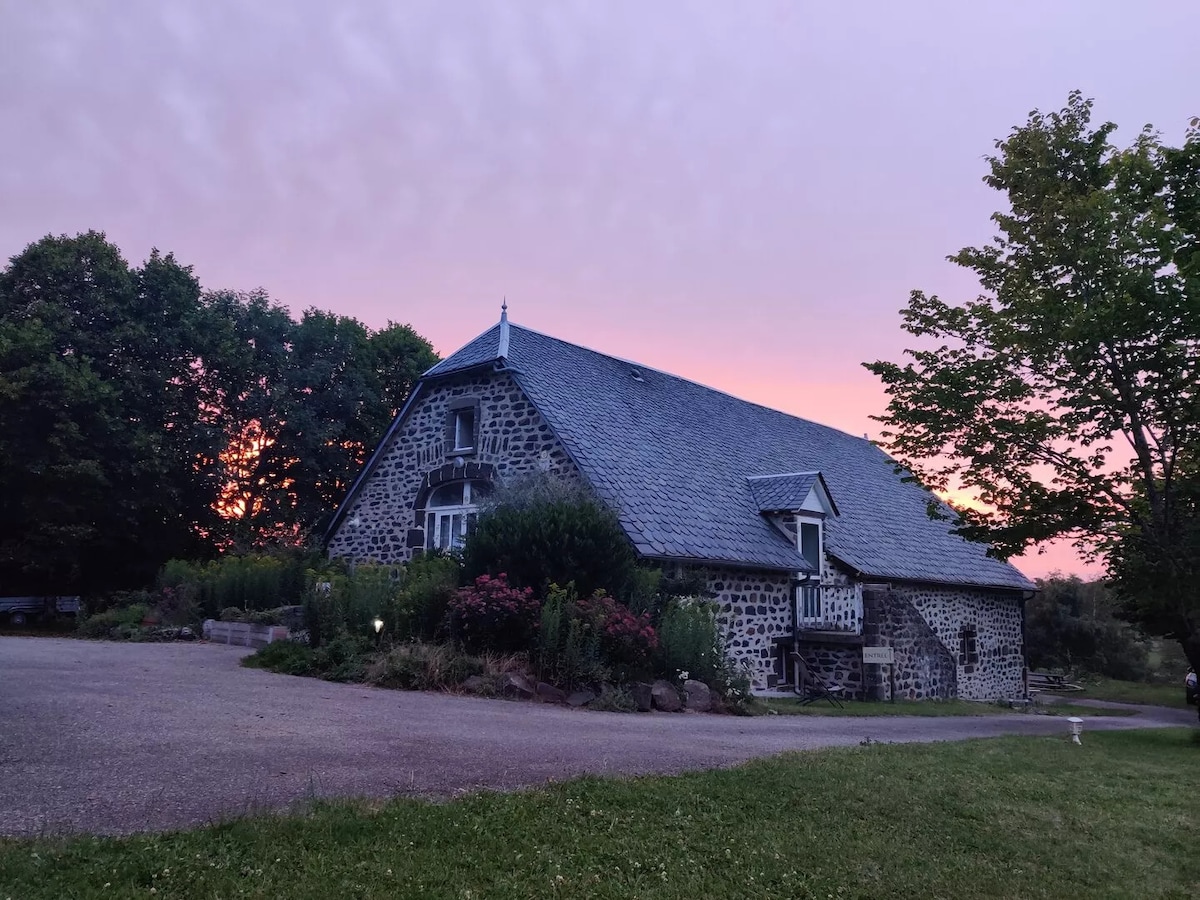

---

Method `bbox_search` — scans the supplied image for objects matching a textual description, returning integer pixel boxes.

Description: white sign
[863,646,894,664]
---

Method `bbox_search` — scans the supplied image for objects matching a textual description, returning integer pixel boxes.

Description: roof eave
[640,553,816,576]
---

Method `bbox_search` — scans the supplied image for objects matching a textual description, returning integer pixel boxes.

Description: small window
[799,520,821,572]
[452,408,475,451]
[958,626,979,669]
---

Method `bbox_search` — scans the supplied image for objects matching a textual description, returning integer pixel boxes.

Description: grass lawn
[760,697,1136,717]
[1074,676,1190,709]
[2,730,1197,899]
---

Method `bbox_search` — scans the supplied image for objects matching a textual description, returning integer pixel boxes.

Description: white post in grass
[1067,716,1084,745]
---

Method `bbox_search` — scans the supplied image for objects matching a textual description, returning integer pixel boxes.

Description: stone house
[326,311,1035,700]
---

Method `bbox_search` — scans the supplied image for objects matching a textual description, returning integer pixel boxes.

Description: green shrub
[461,474,635,598]
[76,603,151,639]
[589,684,637,713]
[392,553,461,640]
[158,551,324,618]
[536,584,608,689]
[247,630,370,682]
[657,598,726,685]
[624,567,663,618]
[311,631,371,682]
[152,583,200,626]
[364,642,484,691]
[302,564,402,647]
[245,607,287,626]
[243,640,317,676]
[84,590,154,616]
[447,573,540,654]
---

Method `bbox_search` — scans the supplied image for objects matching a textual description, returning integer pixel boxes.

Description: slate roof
[412,321,1035,591]
[747,473,836,515]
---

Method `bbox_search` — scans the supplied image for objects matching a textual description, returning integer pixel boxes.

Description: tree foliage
[207,294,437,548]
[1024,575,1150,681]
[0,231,437,593]
[865,94,1200,668]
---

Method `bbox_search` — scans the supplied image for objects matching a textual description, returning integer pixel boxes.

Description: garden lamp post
[1067,716,1083,745]
[372,617,384,649]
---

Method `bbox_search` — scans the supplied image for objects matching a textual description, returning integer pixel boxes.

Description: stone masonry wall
[699,566,793,691]
[327,372,579,564]
[899,585,1025,700]
[862,587,958,700]
[797,643,863,697]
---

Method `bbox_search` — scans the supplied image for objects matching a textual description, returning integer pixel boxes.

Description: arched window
[424,480,489,551]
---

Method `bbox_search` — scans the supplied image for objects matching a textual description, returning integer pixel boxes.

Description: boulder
[651,680,682,712]
[683,679,712,712]
[497,672,536,699]
[536,681,568,704]
[630,682,654,712]
[567,690,597,708]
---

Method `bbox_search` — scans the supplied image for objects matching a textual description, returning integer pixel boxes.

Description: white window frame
[797,516,823,577]
[425,481,482,551]
[796,514,824,625]
[452,408,475,452]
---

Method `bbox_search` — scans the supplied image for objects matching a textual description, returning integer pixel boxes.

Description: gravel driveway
[0,637,1190,836]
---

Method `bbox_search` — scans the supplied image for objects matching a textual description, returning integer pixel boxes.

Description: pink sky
[3,1,1196,579]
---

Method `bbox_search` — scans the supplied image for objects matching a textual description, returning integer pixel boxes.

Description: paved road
[1,638,1192,836]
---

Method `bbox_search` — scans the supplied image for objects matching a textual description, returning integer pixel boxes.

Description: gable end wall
[327,372,579,564]
[894,584,1024,700]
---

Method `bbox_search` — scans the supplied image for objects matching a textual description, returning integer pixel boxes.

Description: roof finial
[497,296,510,359]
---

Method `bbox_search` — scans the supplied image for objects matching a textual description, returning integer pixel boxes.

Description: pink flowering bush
[576,590,658,672]
[447,573,540,653]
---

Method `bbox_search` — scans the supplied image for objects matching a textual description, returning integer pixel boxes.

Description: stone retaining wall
[203,620,289,649]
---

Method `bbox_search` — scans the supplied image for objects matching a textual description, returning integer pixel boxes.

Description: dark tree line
[1024,575,1154,682]
[0,231,437,594]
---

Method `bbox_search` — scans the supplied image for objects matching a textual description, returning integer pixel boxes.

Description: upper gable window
[451,407,475,452]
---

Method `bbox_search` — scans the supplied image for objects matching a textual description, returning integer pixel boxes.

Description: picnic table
[1027,670,1083,693]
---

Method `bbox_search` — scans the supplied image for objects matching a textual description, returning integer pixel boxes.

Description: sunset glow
[4,2,1190,581]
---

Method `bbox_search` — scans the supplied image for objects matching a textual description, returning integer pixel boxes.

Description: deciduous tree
[865,94,1200,669]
